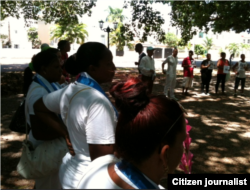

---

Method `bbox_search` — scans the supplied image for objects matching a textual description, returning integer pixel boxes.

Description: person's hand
[162,70,166,74]
[135,62,139,65]
[235,71,239,75]
[207,64,211,68]
[64,131,75,156]
[58,122,75,156]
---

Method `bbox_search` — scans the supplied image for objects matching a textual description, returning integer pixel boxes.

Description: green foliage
[240,43,250,54]
[2,1,250,46]
[187,42,192,51]
[27,27,41,49]
[110,23,129,51]
[163,33,179,48]
[226,43,240,57]
[50,23,88,44]
[107,7,131,51]
[203,37,213,52]
[127,43,135,51]
[1,1,166,43]
[1,0,96,26]
[194,44,205,59]
[0,34,8,40]
[106,6,126,23]
[170,1,250,43]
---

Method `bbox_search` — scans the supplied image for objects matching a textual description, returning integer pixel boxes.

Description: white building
[0,17,32,49]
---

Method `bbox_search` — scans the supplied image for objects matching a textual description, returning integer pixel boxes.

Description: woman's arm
[86,98,117,161]
[217,60,224,69]
[30,115,62,140]
[232,62,238,71]
[34,97,75,156]
[182,59,191,68]
[89,144,114,161]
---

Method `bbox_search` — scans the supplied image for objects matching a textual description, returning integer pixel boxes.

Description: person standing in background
[135,43,146,74]
[215,52,229,95]
[182,50,196,95]
[200,53,214,95]
[58,40,71,83]
[232,54,248,96]
[139,47,156,95]
[162,48,179,100]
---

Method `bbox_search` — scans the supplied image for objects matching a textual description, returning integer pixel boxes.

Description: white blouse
[42,73,117,189]
[24,73,61,189]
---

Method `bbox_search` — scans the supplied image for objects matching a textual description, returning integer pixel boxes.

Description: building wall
[0,17,32,49]
[37,20,52,44]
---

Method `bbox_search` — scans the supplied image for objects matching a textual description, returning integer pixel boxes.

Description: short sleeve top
[42,81,117,158]
[217,59,229,74]
[25,74,60,148]
[236,61,247,78]
[182,57,194,78]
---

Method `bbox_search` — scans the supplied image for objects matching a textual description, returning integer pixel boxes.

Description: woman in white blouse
[77,77,187,189]
[25,48,69,189]
[34,42,117,189]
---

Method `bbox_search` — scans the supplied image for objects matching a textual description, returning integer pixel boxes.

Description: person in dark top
[200,53,214,95]
[58,40,71,82]
[135,43,146,74]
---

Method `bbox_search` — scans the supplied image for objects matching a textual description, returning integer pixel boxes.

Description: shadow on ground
[1,68,250,188]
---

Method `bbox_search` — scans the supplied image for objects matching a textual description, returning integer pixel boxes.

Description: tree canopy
[106,6,126,23]
[1,1,250,44]
[203,37,213,52]
[163,33,179,48]
[27,27,41,49]
[0,1,165,43]
[195,44,205,59]
[170,1,250,45]
[50,23,88,44]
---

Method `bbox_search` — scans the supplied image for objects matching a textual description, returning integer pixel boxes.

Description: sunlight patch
[239,132,250,138]
[195,139,207,143]
[230,138,240,143]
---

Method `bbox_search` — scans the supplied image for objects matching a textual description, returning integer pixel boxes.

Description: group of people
[23,42,187,189]
[134,43,248,99]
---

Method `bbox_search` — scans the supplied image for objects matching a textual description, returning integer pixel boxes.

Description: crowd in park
[10,38,248,189]
[134,43,248,99]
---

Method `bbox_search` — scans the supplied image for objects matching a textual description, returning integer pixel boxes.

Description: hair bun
[65,55,79,75]
[110,77,149,114]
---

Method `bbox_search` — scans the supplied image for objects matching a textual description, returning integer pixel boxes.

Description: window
[243,39,245,43]
[15,30,17,34]
[248,39,250,44]
[14,44,19,49]
[101,35,105,38]
[199,32,203,38]
[176,30,178,35]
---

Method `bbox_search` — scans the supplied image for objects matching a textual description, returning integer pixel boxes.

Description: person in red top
[215,52,229,95]
[182,50,196,95]
[58,40,71,83]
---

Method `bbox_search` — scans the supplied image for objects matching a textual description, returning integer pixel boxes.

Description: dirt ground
[1,68,250,189]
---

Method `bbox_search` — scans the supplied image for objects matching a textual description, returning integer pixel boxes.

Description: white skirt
[182,77,193,88]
